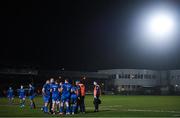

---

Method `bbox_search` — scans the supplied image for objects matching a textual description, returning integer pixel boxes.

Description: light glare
[146,12,176,40]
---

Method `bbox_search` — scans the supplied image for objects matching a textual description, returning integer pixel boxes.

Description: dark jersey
[29,86,35,96]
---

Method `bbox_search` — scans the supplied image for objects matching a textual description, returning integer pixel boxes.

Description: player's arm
[58,87,61,93]
[42,87,46,95]
[59,84,64,92]
[71,88,73,93]
[94,86,97,98]
[50,88,52,92]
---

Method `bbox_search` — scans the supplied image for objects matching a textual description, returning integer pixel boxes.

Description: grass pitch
[0,95,180,117]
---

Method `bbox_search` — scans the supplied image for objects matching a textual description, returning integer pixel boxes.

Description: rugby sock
[59,106,63,113]
[66,102,70,113]
[44,106,48,112]
[22,100,25,106]
[72,104,77,113]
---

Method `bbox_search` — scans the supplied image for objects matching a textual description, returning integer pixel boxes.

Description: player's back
[29,86,35,96]
[71,86,77,95]
[43,83,50,96]
[51,83,59,95]
[62,83,72,95]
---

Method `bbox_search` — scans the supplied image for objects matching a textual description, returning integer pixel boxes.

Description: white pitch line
[85,105,122,109]
[126,109,180,113]
[0,104,180,114]
[86,105,180,114]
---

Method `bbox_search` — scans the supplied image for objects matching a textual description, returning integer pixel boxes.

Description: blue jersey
[43,83,51,96]
[62,83,72,95]
[18,89,25,97]
[71,86,77,95]
[76,85,81,97]
[50,83,59,95]
[7,89,13,97]
[29,86,35,96]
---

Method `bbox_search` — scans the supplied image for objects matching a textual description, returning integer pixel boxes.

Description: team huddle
[42,78,86,115]
[7,78,101,115]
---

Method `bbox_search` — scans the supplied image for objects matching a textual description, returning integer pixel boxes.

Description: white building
[98,69,180,94]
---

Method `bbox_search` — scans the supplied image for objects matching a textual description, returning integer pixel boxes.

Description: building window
[144,74,148,79]
[119,74,122,79]
[111,75,116,79]
[138,74,140,79]
[178,75,180,79]
[134,74,137,79]
[140,74,143,79]
[125,74,128,79]
[171,75,174,79]
[128,74,130,79]
[122,74,125,78]
[148,75,151,79]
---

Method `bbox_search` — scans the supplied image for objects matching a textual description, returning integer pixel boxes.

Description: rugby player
[70,83,78,115]
[18,85,26,108]
[7,87,14,104]
[93,81,101,112]
[50,79,60,114]
[42,80,51,113]
[59,79,72,115]
[28,83,36,109]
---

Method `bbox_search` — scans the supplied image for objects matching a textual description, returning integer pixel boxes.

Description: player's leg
[8,96,11,104]
[65,100,70,115]
[32,99,36,109]
[59,101,64,114]
[19,96,23,107]
[20,98,22,107]
[80,96,85,113]
[30,96,36,109]
[65,95,70,115]
[30,96,33,108]
[56,100,60,113]
[43,96,49,113]
[22,97,25,107]
[8,97,11,104]
[49,93,53,114]
[11,96,14,104]
[76,97,80,113]
[44,102,49,113]
[71,95,77,115]
[51,97,56,114]
[58,101,61,113]
[59,96,65,115]
[94,97,99,112]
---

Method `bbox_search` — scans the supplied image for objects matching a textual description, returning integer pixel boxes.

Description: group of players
[42,78,86,115]
[7,77,101,115]
[7,83,36,108]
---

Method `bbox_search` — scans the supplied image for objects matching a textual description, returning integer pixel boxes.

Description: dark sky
[1,0,180,71]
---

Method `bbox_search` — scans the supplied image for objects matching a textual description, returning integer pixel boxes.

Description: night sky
[1,0,180,71]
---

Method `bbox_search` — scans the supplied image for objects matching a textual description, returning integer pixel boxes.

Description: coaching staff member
[93,81,101,112]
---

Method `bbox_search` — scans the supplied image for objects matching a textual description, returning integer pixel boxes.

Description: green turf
[0,95,180,117]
